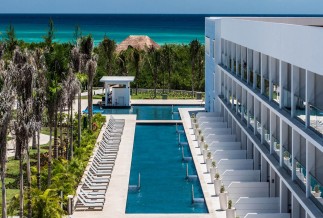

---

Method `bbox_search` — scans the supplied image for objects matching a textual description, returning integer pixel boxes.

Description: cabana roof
[100,76,135,85]
[116,35,160,53]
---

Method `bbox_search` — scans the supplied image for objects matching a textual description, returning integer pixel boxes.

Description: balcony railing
[295,158,306,191]
[256,73,261,91]
[263,126,271,148]
[272,135,280,161]
[295,95,306,124]
[282,88,292,112]
[309,104,323,138]
[272,82,280,105]
[264,78,270,98]
[282,147,292,173]
[249,112,255,131]
[309,173,323,212]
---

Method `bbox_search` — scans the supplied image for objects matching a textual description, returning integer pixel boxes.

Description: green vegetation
[0,18,205,217]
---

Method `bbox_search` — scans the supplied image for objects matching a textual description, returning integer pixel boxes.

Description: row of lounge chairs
[75,116,125,211]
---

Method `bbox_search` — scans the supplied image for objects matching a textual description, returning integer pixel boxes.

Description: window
[205,37,210,56]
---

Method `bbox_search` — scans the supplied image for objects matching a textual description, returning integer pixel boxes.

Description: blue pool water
[84,105,202,120]
[126,124,207,213]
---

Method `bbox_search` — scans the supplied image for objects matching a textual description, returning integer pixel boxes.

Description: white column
[269,57,273,101]
[279,60,283,109]
[128,82,131,106]
[270,110,275,154]
[105,83,109,106]
[279,119,284,167]
[305,70,315,128]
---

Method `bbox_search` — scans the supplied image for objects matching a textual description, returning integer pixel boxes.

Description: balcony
[249,112,255,131]
[282,147,292,174]
[272,82,280,105]
[272,135,280,161]
[295,158,306,191]
[309,104,323,138]
[309,173,323,212]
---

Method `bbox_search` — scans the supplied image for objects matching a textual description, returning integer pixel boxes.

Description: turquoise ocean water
[0,14,205,45]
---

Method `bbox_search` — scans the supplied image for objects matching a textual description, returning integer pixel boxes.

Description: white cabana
[99,76,135,107]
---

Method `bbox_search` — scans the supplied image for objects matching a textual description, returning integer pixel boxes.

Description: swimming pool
[126,124,207,213]
[84,105,202,120]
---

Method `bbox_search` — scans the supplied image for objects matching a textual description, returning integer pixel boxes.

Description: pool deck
[179,108,226,218]
[72,108,219,218]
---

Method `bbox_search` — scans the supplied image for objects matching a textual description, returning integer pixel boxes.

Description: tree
[79,35,97,131]
[11,49,36,218]
[43,18,55,48]
[62,70,80,160]
[189,39,202,96]
[0,59,15,218]
[4,24,18,57]
[32,48,47,189]
[147,46,161,98]
[97,36,116,76]
[117,50,128,76]
[129,47,142,95]
[161,45,174,93]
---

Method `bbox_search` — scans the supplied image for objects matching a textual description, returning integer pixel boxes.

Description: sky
[1,0,323,14]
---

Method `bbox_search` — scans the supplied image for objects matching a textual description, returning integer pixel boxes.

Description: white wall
[112,87,130,106]
[220,18,323,75]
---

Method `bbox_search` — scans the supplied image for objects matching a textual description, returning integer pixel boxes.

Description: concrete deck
[179,108,226,218]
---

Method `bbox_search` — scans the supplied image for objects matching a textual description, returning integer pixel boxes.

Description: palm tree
[161,45,174,93]
[130,47,142,95]
[189,39,202,97]
[0,59,16,218]
[31,48,47,189]
[79,35,96,131]
[11,49,36,218]
[98,36,116,76]
[63,70,80,160]
[147,46,161,98]
[117,51,128,76]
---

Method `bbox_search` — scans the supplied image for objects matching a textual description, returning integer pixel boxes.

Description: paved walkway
[179,108,226,218]
[7,133,50,158]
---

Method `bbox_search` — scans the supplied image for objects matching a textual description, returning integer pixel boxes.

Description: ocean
[0,14,206,45]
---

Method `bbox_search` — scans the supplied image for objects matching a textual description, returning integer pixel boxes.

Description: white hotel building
[204,18,323,217]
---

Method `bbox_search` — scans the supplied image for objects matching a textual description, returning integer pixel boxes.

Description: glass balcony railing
[243,66,247,82]
[264,78,269,98]
[256,73,261,91]
[309,173,323,212]
[242,106,248,124]
[282,88,292,112]
[237,62,241,77]
[272,135,280,161]
[282,147,292,173]
[295,95,306,124]
[263,127,271,146]
[249,112,255,131]
[256,119,262,135]
[295,158,306,191]
[249,70,254,86]
[272,82,280,104]
[309,104,323,137]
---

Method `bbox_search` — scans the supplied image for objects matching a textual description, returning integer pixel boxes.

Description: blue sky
[1,0,323,14]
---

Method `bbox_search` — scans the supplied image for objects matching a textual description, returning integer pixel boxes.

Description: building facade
[205,17,323,217]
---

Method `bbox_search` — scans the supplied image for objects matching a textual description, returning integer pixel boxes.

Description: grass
[81,93,201,100]
[40,127,50,135]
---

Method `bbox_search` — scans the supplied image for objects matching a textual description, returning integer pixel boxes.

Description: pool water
[126,124,207,213]
[85,105,202,120]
